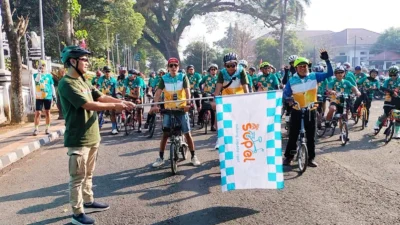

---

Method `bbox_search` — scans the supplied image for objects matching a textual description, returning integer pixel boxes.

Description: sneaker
[83,201,110,213]
[285,116,290,123]
[373,124,380,131]
[137,127,142,133]
[152,158,165,168]
[71,213,95,225]
[283,157,293,166]
[45,128,50,134]
[191,155,201,166]
[33,129,39,136]
[111,129,118,135]
[365,122,368,127]
[144,123,149,129]
[214,141,219,150]
[211,127,217,132]
[308,160,318,167]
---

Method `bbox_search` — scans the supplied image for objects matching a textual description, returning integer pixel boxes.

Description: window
[360,57,367,61]
[360,52,366,55]
[339,52,346,56]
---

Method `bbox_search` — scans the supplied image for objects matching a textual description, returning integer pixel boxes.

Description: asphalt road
[0,101,400,225]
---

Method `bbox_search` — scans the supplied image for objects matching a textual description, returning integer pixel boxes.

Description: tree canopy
[371,27,400,54]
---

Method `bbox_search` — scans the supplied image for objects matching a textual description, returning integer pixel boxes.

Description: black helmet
[187,65,194,70]
[103,66,112,72]
[128,69,139,75]
[223,53,238,63]
[369,68,379,75]
[61,46,91,64]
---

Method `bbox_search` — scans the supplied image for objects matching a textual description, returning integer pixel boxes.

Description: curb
[0,128,65,170]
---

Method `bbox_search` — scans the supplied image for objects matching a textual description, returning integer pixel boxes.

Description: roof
[369,51,400,61]
[295,30,334,39]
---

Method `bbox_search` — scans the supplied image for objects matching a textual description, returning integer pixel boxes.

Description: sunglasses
[78,58,89,62]
[105,71,111,73]
[261,66,271,69]
[225,64,236,68]
[210,68,217,71]
[335,72,345,74]
[169,64,179,68]
[390,74,397,77]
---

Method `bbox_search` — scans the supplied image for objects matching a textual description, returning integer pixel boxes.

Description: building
[369,51,400,70]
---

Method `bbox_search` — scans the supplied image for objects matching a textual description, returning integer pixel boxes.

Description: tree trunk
[279,0,288,68]
[62,0,72,45]
[1,0,25,124]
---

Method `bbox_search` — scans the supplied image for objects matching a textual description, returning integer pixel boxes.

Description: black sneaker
[283,157,293,166]
[72,213,95,225]
[83,201,110,213]
[308,160,318,167]
[211,127,217,131]
[144,123,149,129]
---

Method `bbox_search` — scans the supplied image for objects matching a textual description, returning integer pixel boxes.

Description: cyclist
[256,62,280,92]
[353,69,380,127]
[374,66,400,138]
[325,66,361,128]
[282,55,298,123]
[198,64,218,131]
[283,50,333,167]
[316,65,331,117]
[213,53,249,149]
[97,66,118,134]
[144,69,166,129]
[150,57,201,167]
[342,62,357,86]
[123,70,146,133]
[354,66,367,83]
[248,67,258,92]
[58,46,135,225]
[239,59,253,93]
[91,69,102,88]
[147,71,156,95]
[187,65,202,122]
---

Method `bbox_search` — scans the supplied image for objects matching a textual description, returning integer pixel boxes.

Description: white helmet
[158,68,166,74]
[208,63,218,72]
[343,62,351,70]
[238,59,248,68]
[288,55,298,63]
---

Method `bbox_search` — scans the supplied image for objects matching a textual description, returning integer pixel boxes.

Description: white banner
[216,91,284,191]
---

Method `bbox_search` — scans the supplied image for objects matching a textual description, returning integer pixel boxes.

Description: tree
[278,0,310,67]
[135,0,281,61]
[215,22,254,59]
[1,0,29,123]
[255,31,303,68]
[371,27,400,54]
[183,41,218,72]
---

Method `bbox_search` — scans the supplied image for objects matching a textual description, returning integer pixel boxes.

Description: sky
[179,0,400,55]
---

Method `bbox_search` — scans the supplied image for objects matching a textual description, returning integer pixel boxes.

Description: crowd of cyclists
[90,50,400,169]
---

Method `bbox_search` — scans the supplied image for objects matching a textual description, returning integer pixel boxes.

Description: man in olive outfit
[58,46,135,225]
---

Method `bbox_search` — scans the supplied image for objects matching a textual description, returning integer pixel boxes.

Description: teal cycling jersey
[187,72,202,89]
[124,76,146,98]
[97,76,117,96]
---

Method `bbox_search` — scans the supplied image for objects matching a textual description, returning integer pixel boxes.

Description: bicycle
[374,107,400,144]
[325,93,350,146]
[161,109,189,175]
[354,88,369,130]
[287,100,319,173]
[98,110,110,130]
[200,92,213,134]
[188,102,195,128]
[124,97,139,135]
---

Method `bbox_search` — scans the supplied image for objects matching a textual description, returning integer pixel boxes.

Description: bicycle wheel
[116,114,123,132]
[361,108,367,130]
[316,112,326,138]
[330,123,336,137]
[374,90,383,100]
[170,142,178,175]
[148,115,156,138]
[125,115,134,135]
[340,122,349,146]
[384,122,395,144]
[181,135,188,160]
[297,143,308,173]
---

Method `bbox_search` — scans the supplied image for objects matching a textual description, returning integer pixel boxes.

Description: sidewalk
[0,115,66,170]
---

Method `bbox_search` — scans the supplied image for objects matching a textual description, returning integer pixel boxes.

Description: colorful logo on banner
[216,91,284,192]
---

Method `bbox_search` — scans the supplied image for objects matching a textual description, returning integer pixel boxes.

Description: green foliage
[183,41,219,72]
[90,57,108,71]
[371,27,400,54]
[75,30,88,40]
[255,31,303,67]
[69,0,81,18]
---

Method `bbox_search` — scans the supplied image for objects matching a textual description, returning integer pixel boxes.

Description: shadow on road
[151,206,259,225]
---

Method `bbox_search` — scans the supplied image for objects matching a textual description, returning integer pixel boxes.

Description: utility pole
[39,0,45,61]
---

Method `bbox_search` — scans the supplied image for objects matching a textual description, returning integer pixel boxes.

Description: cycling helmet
[61,46,91,64]
[293,57,309,67]
[355,66,362,71]
[103,66,112,72]
[128,69,139,75]
[158,68,167,74]
[313,65,324,72]
[249,67,256,72]
[186,65,194,70]
[239,59,248,68]
[343,62,351,70]
[334,66,346,73]
[259,62,271,69]
[388,66,399,75]
[223,53,238,63]
[288,55,298,63]
[369,68,379,75]
[208,64,218,72]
